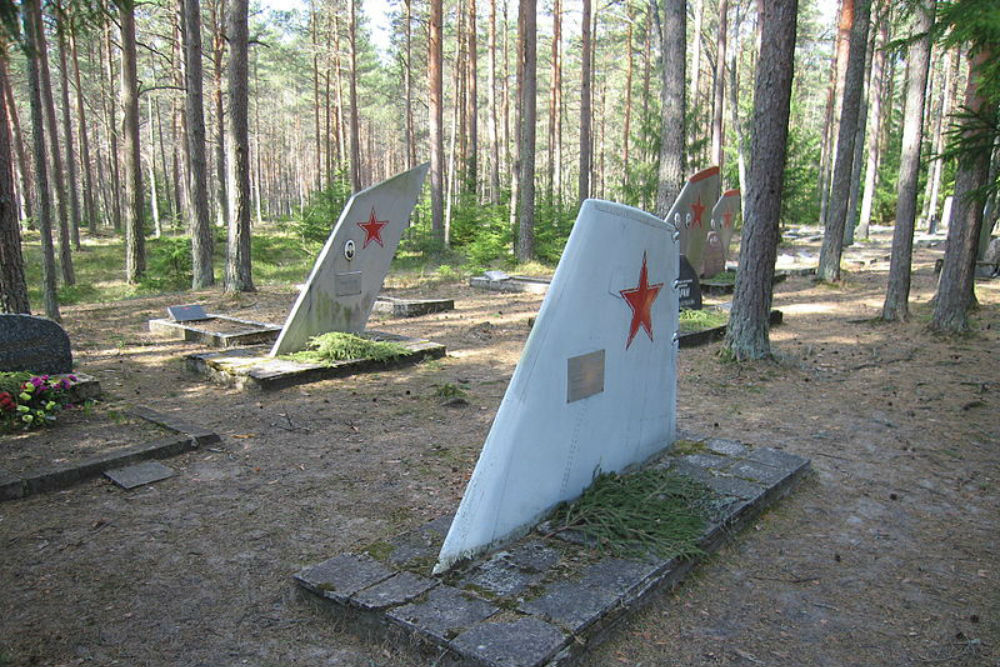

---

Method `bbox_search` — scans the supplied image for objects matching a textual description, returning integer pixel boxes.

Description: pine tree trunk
[724,0,798,360]
[429,0,444,240]
[211,0,228,227]
[225,0,254,293]
[655,0,686,216]
[817,0,870,282]
[621,8,633,196]
[578,0,592,203]
[925,48,957,234]
[0,57,33,225]
[487,0,500,202]
[117,0,145,284]
[711,0,728,170]
[882,0,932,321]
[932,49,993,332]
[348,0,361,191]
[22,0,60,321]
[181,0,214,286]
[69,30,97,233]
[0,55,30,314]
[55,18,81,249]
[34,1,74,285]
[857,16,888,238]
[103,23,122,232]
[465,0,478,194]
[516,0,536,261]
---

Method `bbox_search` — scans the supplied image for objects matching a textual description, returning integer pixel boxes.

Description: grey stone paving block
[460,551,543,597]
[746,447,808,472]
[508,540,562,573]
[386,514,453,568]
[664,459,716,484]
[387,585,498,643]
[452,616,568,667]
[703,474,766,501]
[705,438,747,457]
[579,557,662,598]
[518,578,621,633]
[351,571,437,611]
[295,554,394,604]
[0,468,23,501]
[104,461,175,489]
[727,460,792,486]
[680,453,730,469]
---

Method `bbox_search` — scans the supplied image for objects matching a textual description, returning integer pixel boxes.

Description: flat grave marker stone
[104,461,176,489]
[166,304,208,322]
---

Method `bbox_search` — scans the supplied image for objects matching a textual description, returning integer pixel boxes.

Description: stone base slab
[372,296,455,317]
[295,434,810,667]
[187,331,446,392]
[149,315,283,348]
[469,275,551,294]
[0,406,218,501]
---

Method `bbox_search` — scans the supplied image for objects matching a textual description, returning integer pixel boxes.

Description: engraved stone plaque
[566,349,605,403]
[335,272,363,297]
[167,304,208,322]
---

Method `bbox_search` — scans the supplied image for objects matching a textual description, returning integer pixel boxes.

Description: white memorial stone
[434,199,680,573]
[671,167,721,278]
[702,231,725,278]
[712,188,741,264]
[270,164,429,356]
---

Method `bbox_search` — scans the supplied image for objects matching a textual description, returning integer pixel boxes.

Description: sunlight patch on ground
[779,302,839,315]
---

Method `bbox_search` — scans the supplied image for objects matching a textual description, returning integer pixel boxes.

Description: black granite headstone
[0,314,73,374]
[677,255,703,311]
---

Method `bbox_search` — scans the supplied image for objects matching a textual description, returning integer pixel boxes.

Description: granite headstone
[0,314,73,374]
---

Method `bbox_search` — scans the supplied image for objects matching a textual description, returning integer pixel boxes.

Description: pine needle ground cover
[548,467,714,561]
[282,332,411,366]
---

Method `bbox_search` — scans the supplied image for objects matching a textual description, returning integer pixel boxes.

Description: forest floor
[1,229,998,667]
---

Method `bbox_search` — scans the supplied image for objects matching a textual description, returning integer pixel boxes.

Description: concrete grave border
[149,314,283,348]
[469,274,552,294]
[187,331,446,392]
[294,433,810,667]
[0,406,218,501]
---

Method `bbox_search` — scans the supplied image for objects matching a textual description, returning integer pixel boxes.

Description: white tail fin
[668,167,721,278]
[712,188,741,264]
[434,200,680,573]
[270,163,429,356]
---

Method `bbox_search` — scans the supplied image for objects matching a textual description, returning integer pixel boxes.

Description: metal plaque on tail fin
[668,167,720,278]
[712,188,741,264]
[270,163,429,356]
[434,200,680,573]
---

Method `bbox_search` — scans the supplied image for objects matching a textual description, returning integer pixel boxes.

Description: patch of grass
[547,468,713,561]
[283,332,410,365]
[671,439,709,456]
[705,270,736,284]
[678,308,729,333]
[434,382,467,399]
[364,541,395,562]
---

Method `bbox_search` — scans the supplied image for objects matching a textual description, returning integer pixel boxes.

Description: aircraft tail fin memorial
[670,167,721,282]
[270,163,430,357]
[712,188,742,265]
[434,200,680,574]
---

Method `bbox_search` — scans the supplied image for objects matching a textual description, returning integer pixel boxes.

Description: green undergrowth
[678,308,729,333]
[705,270,736,284]
[282,332,410,366]
[547,468,713,561]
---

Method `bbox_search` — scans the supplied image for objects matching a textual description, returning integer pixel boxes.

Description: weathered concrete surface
[295,436,810,666]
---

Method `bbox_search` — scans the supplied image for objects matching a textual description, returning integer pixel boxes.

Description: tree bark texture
[0,57,32,224]
[578,0,592,203]
[34,0,74,285]
[22,0,60,321]
[465,0,478,193]
[882,0,932,321]
[118,0,146,284]
[349,0,362,191]
[516,0,536,261]
[711,0,728,170]
[0,56,30,314]
[428,0,444,240]
[55,20,81,250]
[857,16,888,238]
[225,0,254,292]
[932,49,993,333]
[655,0,686,217]
[817,0,871,282]
[182,0,215,288]
[69,30,96,233]
[724,0,798,360]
